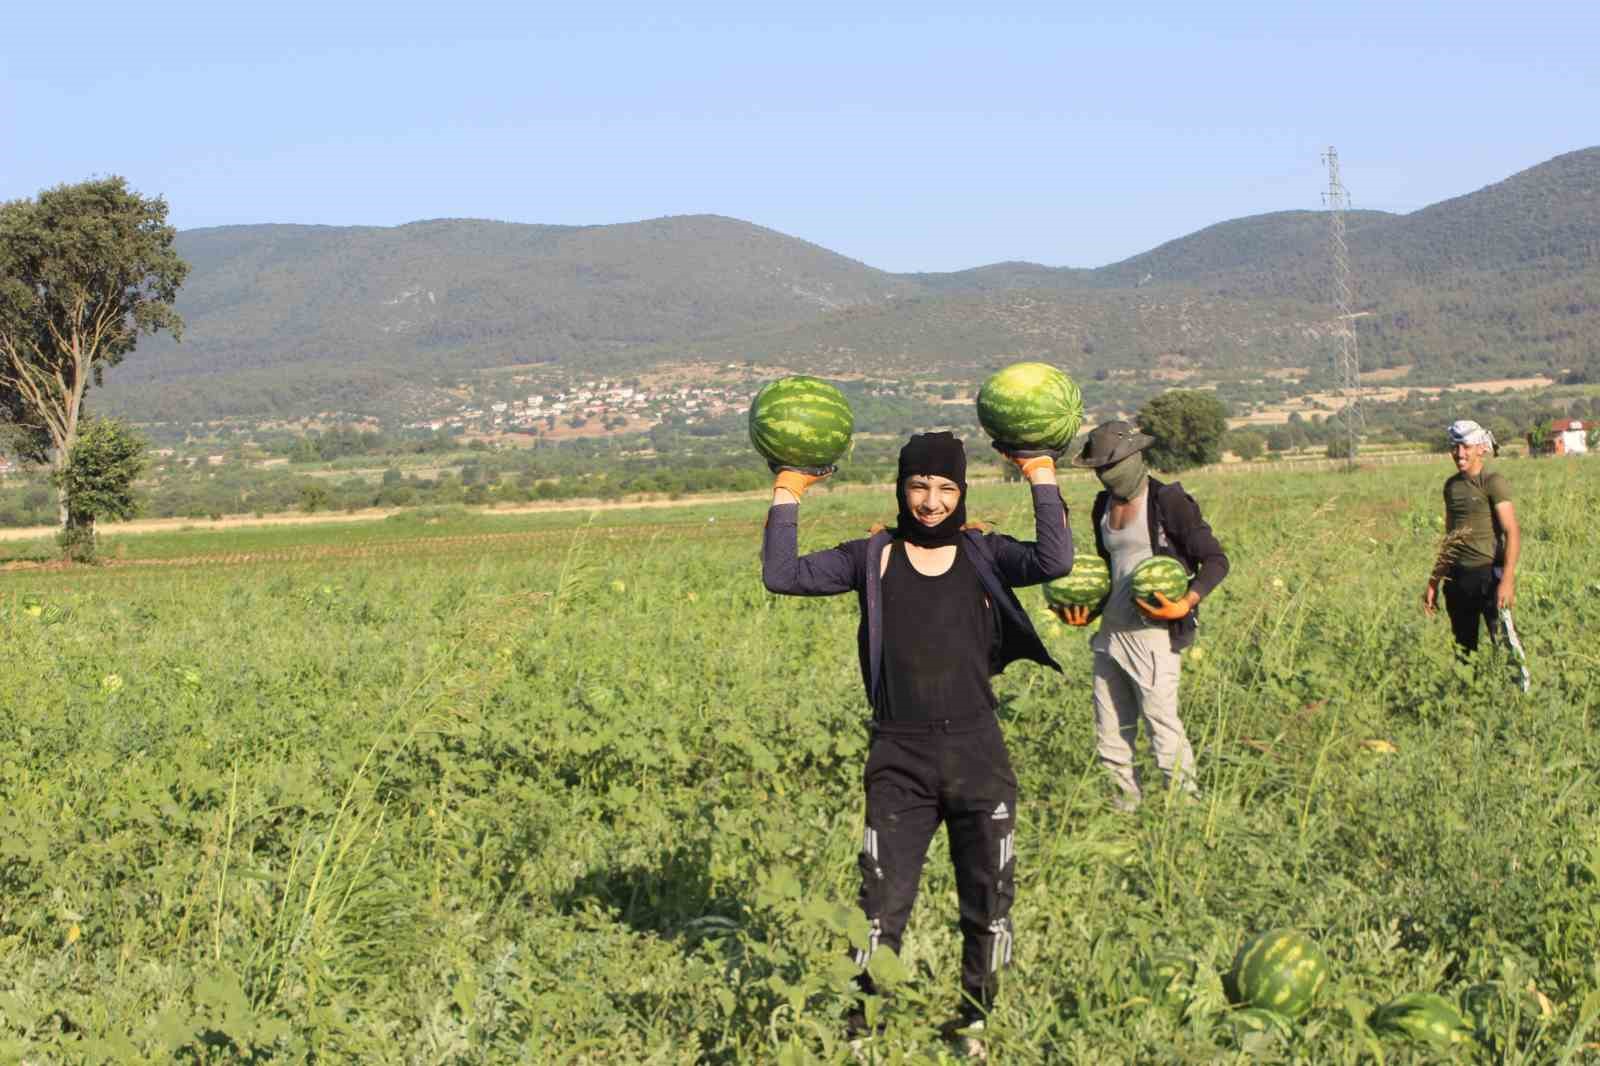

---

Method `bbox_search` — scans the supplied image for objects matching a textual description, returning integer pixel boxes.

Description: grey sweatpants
[1091,630,1197,807]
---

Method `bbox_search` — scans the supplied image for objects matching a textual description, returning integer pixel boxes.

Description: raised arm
[761,502,862,595]
[988,477,1074,587]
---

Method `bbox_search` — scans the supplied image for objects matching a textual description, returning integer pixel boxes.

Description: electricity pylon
[1323,146,1362,468]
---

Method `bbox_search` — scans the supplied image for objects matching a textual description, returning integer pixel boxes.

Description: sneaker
[939,1012,989,1060]
[845,1007,884,1060]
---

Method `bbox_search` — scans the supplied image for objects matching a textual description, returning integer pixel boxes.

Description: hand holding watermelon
[990,440,1061,482]
[1130,556,1193,618]
[771,465,833,502]
[1136,589,1195,621]
[1053,604,1094,626]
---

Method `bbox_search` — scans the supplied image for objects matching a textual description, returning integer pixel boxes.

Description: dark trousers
[1443,564,1500,656]
[854,715,1018,1012]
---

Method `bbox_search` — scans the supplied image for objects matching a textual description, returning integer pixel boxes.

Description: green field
[3,458,1598,1063]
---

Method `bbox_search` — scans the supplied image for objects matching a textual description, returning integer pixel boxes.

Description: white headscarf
[1447,419,1495,450]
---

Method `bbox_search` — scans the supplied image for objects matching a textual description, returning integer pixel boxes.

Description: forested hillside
[91,147,1600,422]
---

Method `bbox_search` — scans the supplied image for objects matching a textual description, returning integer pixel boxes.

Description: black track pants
[854,715,1018,1011]
[1444,564,1500,656]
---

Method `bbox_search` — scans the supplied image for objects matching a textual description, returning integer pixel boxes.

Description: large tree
[1136,389,1230,472]
[0,177,187,524]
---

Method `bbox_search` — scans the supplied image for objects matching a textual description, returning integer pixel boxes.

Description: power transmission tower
[1322,146,1361,467]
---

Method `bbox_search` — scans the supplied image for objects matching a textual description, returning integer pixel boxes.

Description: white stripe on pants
[1091,631,1196,806]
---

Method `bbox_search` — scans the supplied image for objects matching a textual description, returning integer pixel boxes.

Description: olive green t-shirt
[1443,467,1512,569]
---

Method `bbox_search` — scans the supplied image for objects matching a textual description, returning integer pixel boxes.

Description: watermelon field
[3,456,1599,1063]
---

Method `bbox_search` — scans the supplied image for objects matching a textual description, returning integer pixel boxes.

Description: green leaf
[867,946,909,988]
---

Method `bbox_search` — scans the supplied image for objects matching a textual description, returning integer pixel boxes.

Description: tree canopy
[1137,389,1230,472]
[0,176,187,520]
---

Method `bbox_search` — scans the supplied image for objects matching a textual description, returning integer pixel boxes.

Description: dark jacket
[1090,477,1228,652]
[762,483,1072,711]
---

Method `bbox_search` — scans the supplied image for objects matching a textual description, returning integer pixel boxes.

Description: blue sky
[3,1,1595,273]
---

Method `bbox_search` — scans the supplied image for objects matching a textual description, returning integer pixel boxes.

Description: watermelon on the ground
[1130,555,1190,607]
[1371,992,1475,1047]
[1043,556,1111,608]
[747,376,855,469]
[1138,951,1194,1005]
[1229,929,1330,1019]
[975,362,1084,451]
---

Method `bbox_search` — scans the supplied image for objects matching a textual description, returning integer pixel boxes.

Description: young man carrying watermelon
[1052,420,1229,812]
[1423,419,1522,660]
[762,431,1071,1057]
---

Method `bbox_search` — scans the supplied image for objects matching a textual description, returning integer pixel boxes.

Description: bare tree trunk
[53,445,69,528]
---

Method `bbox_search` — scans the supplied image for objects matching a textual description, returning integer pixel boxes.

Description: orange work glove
[990,441,1060,479]
[772,466,832,500]
[1135,590,1194,621]
[1052,604,1094,626]
[1013,454,1056,478]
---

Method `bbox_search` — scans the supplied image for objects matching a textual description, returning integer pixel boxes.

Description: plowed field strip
[3,523,771,572]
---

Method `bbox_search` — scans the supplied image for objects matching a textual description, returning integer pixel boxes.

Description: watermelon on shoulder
[748,376,855,469]
[975,362,1084,451]
[1130,555,1190,607]
[1229,929,1329,1019]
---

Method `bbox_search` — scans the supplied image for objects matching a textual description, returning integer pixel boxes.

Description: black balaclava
[894,431,968,547]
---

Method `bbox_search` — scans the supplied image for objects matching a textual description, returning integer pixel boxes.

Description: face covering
[895,431,968,547]
[1097,452,1147,501]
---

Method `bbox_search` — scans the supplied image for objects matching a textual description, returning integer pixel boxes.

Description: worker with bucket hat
[1053,420,1229,811]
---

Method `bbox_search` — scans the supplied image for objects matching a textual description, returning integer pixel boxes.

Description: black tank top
[877,539,997,721]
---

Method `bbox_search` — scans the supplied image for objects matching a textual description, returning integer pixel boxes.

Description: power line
[1322,146,1362,468]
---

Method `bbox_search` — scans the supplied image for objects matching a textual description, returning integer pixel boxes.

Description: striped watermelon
[975,362,1084,450]
[1138,951,1194,1005]
[1229,929,1329,1019]
[747,376,854,469]
[1130,555,1190,607]
[1371,993,1475,1048]
[1043,556,1111,608]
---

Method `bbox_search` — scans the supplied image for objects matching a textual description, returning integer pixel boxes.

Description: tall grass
[0,457,1596,1062]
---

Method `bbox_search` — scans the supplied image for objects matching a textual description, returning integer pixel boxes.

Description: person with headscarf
[1050,421,1229,812]
[761,431,1071,1054]
[1424,419,1520,656]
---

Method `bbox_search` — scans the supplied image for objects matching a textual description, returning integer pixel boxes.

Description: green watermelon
[747,376,854,469]
[1371,992,1475,1048]
[1229,929,1329,1019]
[1138,951,1194,1005]
[1043,556,1111,608]
[1130,555,1190,607]
[975,362,1084,450]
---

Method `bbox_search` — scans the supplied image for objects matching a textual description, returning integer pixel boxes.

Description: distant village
[400,375,758,438]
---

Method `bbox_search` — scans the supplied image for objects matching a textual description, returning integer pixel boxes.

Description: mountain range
[99,146,1600,422]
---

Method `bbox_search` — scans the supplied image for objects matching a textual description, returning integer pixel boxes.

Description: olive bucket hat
[1071,420,1155,469]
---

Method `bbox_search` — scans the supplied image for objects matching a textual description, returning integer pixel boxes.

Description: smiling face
[1450,441,1489,476]
[902,474,962,527]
